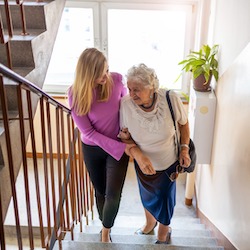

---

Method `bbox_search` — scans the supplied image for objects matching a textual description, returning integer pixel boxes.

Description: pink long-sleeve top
[68,72,127,161]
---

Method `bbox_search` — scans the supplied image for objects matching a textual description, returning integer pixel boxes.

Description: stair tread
[0,1,48,6]
[64,232,218,247]
[12,67,34,77]
[58,214,224,249]
[56,241,224,250]
[3,29,46,39]
[23,1,52,6]
[72,226,211,237]
[81,216,205,231]
[0,110,19,119]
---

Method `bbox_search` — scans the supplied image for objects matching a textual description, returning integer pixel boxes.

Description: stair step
[0,40,34,68]
[56,241,224,250]
[3,29,46,40]
[58,214,224,250]
[76,226,211,238]
[12,67,34,77]
[0,2,48,30]
[84,216,205,231]
[64,232,218,248]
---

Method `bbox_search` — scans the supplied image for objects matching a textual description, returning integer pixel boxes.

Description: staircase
[0,0,65,223]
[0,2,225,249]
[53,165,224,250]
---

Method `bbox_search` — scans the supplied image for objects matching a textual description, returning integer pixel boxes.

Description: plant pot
[193,74,212,92]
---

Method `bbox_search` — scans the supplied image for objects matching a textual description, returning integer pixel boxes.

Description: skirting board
[197,208,237,250]
[193,186,236,250]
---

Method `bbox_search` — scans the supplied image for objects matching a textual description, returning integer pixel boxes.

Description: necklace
[140,93,156,109]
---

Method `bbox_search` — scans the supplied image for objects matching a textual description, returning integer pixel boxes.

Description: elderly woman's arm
[129,146,156,175]
[178,121,191,168]
[118,128,156,175]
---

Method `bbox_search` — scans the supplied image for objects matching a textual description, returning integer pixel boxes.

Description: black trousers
[82,143,129,228]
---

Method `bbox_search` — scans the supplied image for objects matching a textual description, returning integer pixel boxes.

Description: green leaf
[193,67,204,79]
[212,70,219,81]
[176,44,219,84]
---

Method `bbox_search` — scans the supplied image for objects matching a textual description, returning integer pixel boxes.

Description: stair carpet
[2,162,224,249]
[53,165,224,250]
[53,215,223,250]
[2,159,224,250]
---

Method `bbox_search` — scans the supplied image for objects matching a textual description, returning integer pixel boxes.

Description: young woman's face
[95,62,109,85]
[127,80,152,106]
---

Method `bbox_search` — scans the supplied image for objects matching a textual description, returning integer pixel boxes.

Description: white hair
[126,63,159,90]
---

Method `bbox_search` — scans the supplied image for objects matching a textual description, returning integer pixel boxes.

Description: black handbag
[166,90,196,173]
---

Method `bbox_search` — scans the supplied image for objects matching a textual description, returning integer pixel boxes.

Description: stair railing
[0,63,94,250]
[0,0,44,69]
[15,1,28,35]
[0,0,13,68]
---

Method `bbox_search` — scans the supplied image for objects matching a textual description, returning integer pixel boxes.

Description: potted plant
[177,44,219,92]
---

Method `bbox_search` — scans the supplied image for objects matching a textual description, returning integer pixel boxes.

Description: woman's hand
[130,146,156,175]
[118,127,131,140]
[179,147,191,168]
[118,127,135,144]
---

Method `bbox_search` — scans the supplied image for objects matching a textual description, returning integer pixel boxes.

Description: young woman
[68,48,135,243]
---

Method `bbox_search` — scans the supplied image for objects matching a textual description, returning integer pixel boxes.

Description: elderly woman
[119,63,191,244]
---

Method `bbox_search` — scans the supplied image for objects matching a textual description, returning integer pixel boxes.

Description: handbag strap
[166,90,180,155]
[166,90,176,131]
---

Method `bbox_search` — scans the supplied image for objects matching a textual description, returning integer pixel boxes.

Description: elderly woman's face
[127,80,152,106]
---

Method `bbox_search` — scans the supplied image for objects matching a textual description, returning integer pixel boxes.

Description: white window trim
[101,2,195,94]
[44,0,199,95]
[65,1,100,48]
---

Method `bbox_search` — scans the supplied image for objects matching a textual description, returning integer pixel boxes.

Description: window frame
[101,2,195,94]
[43,0,198,95]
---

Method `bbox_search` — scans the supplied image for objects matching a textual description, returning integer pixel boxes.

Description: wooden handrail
[0,63,93,249]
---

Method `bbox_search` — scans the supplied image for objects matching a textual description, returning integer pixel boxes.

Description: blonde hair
[126,63,159,90]
[70,48,113,115]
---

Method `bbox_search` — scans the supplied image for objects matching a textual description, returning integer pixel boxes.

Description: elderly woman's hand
[179,147,191,168]
[129,146,156,175]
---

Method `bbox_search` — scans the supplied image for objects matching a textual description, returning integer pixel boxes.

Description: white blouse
[120,89,188,171]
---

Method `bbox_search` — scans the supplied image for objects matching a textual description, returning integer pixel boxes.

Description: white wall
[195,1,250,249]
[213,0,250,75]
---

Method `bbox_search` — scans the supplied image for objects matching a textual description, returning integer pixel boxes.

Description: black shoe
[155,227,172,244]
[135,222,157,235]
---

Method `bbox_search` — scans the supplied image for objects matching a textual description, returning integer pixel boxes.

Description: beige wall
[195,1,250,249]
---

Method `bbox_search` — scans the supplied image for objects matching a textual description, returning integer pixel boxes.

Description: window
[43,3,97,93]
[43,1,195,94]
